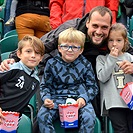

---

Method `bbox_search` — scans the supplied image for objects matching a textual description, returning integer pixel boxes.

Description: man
[1,6,133,121]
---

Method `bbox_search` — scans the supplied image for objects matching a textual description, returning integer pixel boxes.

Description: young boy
[0,35,44,113]
[37,28,99,133]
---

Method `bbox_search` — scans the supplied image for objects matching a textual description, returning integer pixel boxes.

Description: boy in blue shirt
[37,28,98,133]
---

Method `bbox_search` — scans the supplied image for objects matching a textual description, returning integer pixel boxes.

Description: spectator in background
[117,0,133,29]
[4,0,15,34]
[116,0,127,28]
[9,0,51,40]
[123,0,133,18]
[5,0,18,26]
[50,0,119,29]
[124,0,133,8]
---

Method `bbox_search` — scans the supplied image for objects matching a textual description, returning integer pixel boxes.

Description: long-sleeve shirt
[40,54,98,109]
[0,61,39,112]
[96,53,133,115]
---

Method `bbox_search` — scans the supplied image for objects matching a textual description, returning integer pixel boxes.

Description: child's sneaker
[5,17,15,26]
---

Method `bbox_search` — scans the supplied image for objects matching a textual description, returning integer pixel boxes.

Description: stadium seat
[0,6,5,39]
[129,16,133,37]
[1,51,11,61]
[17,114,33,133]
[0,18,4,39]
[94,117,101,133]
[0,0,4,6]
[53,117,101,133]
[0,6,5,19]
[108,119,114,133]
[23,94,37,124]
[128,36,133,47]
[4,29,17,38]
[0,35,18,54]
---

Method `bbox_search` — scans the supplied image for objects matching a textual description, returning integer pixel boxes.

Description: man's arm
[9,49,20,62]
[120,46,133,74]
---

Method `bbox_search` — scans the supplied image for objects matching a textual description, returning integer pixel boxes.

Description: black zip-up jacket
[0,61,39,113]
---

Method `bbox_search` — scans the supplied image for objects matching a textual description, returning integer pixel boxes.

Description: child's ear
[58,45,61,53]
[79,48,84,55]
[17,50,21,59]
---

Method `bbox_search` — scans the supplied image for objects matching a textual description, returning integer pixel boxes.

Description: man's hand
[0,59,15,71]
[77,98,86,109]
[118,60,133,74]
[0,108,5,125]
[44,99,54,109]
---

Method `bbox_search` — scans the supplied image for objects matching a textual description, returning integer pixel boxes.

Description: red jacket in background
[50,0,119,29]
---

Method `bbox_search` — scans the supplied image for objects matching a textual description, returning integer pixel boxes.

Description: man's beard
[88,35,108,48]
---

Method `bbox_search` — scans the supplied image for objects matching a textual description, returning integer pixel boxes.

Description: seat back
[0,35,19,54]
[128,36,133,47]
[129,16,133,37]
[94,117,101,133]
[23,94,37,124]
[17,114,32,133]
[4,29,17,38]
[0,6,5,19]
[1,51,11,61]
[0,6,5,39]
[0,0,4,6]
[0,18,4,39]
[108,119,114,133]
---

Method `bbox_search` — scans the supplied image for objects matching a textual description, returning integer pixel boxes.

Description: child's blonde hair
[58,28,85,48]
[109,23,129,52]
[18,35,45,56]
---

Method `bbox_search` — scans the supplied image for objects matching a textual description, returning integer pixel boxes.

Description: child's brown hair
[18,35,45,56]
[109,23,129,52]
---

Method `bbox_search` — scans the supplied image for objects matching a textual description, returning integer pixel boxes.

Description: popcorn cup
[58,104,78,128]
[120,82,133,110]
[0,111,20,133]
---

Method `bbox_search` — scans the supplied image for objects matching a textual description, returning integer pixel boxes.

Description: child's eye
[117,39,122,42]
[108,39,113,42]
[26,50,31,53]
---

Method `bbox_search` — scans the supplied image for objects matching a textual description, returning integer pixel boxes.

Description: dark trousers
[108,108,133,133]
